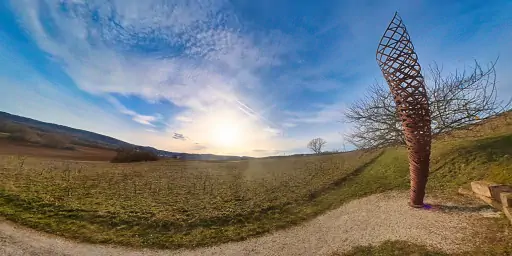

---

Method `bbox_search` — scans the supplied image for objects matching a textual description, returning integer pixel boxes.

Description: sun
[211,120,240,148]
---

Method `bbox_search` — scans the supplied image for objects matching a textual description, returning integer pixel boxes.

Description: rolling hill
[0,111,250,161]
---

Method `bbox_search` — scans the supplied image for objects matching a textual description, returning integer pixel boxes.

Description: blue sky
[0,0,511,156]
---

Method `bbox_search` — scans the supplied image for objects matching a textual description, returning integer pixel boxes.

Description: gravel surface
[0,191,496,256]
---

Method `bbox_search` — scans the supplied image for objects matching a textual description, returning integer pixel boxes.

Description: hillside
[0,139,117,161]
[0,111,250,161]
[0,111,510,253]
[0,111,129,149]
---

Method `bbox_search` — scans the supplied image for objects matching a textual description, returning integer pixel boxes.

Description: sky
[0,0,511,157]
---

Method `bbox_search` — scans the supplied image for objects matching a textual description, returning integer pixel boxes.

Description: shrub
[111,147,159,163]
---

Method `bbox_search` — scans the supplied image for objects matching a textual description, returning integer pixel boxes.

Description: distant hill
[0,111,251,161]
[0,111,130,149]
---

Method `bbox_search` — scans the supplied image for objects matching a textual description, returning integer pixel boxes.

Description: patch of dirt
[0,191,500,256]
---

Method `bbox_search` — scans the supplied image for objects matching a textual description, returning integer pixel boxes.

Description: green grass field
[0,111,511,251]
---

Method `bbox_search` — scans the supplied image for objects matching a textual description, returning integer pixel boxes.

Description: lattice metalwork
[376,13,432,207]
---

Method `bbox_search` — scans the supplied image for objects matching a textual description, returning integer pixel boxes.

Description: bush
[111,147,159,163]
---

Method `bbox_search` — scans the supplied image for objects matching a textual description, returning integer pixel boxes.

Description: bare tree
[307,138,327,154]
[345,84,404,149]
[345,60,510,149]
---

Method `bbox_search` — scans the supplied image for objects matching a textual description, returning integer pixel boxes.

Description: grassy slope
[0,112,511,251]
[332,112,512,255]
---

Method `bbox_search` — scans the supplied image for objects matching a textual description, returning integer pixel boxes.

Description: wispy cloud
[172,133,186,140]
[282,122,297,128]
[106,97,161,127]
[284,103,347,124]
[192,143,208,151]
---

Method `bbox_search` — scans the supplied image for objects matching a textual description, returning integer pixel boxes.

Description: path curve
[0,191,496,256]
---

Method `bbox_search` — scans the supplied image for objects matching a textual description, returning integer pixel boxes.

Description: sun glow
[211,120,241,148]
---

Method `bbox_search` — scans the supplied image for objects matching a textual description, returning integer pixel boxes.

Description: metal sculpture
[376,13,432,207]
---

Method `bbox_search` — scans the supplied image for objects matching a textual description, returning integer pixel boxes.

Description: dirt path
[0,191,498,256]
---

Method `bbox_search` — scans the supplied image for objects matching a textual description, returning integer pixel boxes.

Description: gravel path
[0,191,497,256]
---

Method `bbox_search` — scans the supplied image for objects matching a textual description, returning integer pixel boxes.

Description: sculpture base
[408,202,424,208]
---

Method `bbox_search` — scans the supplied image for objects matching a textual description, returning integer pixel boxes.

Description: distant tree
[345,60,511,149]
[307,138,327,154]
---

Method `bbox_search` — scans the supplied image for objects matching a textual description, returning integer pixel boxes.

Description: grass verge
[334,215,512,256]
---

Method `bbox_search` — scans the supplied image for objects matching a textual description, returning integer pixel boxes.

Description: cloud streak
[172,133,186,140]
[106,96,161,127]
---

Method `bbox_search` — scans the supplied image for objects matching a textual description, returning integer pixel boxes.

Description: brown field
[0,138,116,161]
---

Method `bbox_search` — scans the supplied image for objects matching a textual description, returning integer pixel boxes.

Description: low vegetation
[333,241,449,256]
[110,147,159,163]
[0,112,511,251]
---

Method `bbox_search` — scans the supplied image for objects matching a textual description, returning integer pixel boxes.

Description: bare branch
[345,59,511,149]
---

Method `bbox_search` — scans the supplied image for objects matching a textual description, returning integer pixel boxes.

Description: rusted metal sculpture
[376,13,432,207]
